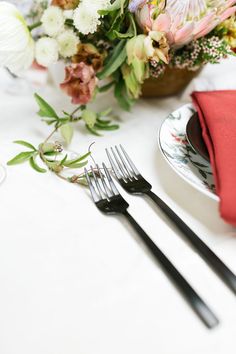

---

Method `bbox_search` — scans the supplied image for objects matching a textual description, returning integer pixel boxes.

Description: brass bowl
[142,67,201,98]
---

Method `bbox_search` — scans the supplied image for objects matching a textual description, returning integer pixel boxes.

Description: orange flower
[72,43,105,72]
[51,0,80,10]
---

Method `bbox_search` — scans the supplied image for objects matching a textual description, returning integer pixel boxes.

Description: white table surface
[0,59,236,354]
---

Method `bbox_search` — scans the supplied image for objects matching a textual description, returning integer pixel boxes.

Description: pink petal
[174,22,194,46]
[152,13,171,32]
[220,6,236,22]
[194,19,220,40]
[193,12,215,36]
[226,0,236,6]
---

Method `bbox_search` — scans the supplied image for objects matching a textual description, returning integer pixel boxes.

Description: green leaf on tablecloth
[82,110,97,128]
[98,108,113,117]
[13,140,36,151]
[86,125,101,136]
[60,154,68,166]
[7,151,35,166]
[94,122,119,131]
[63,152,91,167]
[29,156,47,173]
[60,124,74,145]
[65,161,88,169]
[34,93,59,119]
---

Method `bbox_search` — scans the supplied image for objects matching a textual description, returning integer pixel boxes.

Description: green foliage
[34,94,119,140]
[29,156,47,173]
[7,151,36,166]
[60,124,74,145]
[97,40,127,80]
[34,93,58,119]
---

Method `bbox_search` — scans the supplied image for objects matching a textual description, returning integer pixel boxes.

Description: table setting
[0,1,236,353]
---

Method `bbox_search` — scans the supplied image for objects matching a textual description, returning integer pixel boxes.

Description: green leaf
[60,154,68,166]
[63,152,91,167]
[82,110,97,128]
[60,124,74,145]
[112,14,137,39]
[86,125,101,136]
[94,123,119,131]
[114,79,133,111]
[14,140,36,151]
[98,81,115,93]
[7,151,35,166]
[99,108,112,117]
[34,93,58,119]
[97,40,127,80]
[64,161,88,169]
[99,0,126,15]
[29,156,47,173]
[97,118,111,125]
[40,143,55,154]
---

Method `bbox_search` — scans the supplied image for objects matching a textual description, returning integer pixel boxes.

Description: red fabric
[192,91,236,226]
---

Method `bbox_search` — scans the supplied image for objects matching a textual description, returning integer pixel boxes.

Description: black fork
[106,145,236,295]
[84,164,219,329]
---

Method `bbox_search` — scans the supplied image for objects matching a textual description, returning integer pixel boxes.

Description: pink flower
[136,1,236,47]
[60,63,97,105]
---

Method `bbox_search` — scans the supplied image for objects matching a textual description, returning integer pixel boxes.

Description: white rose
[0,2,35,75]
[41,6,65,37]
[35,37,59,67]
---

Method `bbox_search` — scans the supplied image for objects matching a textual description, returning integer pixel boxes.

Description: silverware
[106,145,236,295]
[84,164,219,329]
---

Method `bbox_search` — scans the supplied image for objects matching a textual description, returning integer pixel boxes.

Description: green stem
[28,21,42,32]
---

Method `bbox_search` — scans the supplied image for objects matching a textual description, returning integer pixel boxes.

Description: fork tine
[102,163,120,196]
[90,166,104,200]
[115,145,133,179]
[96,164,114,198]
[111,147,129,179]
[119,144,140,177]
[105,148,123,180]
[84,168,101,203]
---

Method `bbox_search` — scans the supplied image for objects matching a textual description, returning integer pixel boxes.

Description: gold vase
[142,67,201,98]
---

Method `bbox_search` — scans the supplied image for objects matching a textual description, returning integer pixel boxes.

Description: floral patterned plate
[159,104,218,201]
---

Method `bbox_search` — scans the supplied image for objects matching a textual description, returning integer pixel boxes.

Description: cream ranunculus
[0,2,35,75]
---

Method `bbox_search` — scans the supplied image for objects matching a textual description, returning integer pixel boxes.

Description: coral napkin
[192,90,236,226]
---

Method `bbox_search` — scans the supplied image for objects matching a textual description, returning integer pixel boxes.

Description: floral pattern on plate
[159,103,218,201]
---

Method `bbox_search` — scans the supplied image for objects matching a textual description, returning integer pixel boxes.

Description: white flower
[88,0,111,9]
[73,3,100,34]
[57,30,79,58]
[73,0,111,34]
[0,2,34,75]
[41,6,64,37]
[35,37,59,67]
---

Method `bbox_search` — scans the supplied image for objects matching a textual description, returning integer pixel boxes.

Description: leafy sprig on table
[34,93,119,139]
[7,94,119,184]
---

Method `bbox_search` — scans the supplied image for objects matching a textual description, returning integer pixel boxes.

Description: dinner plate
[159,104,218,201]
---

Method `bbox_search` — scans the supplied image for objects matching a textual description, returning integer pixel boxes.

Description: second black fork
[106,145,236,295]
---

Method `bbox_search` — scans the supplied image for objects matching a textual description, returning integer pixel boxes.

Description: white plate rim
[158,104,219,202]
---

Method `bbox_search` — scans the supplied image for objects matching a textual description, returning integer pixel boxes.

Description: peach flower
[60,63,97,104]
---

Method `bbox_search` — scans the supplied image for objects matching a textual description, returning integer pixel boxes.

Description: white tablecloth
[0,59,236,354]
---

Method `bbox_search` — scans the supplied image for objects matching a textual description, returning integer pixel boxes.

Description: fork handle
[123,210,219,329]
[146,190,236,295]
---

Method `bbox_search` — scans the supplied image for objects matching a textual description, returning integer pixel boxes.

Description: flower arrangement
[0,1,236,182]
[0,0,235,111]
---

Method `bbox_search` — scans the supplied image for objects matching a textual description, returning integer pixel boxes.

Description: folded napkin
[192,91,236,226]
